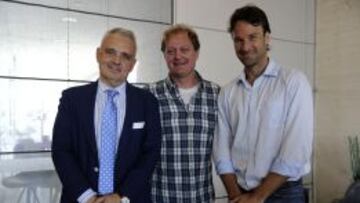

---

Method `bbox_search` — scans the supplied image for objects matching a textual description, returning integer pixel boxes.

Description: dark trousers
[264,179,306,203]
[238,179,307,203]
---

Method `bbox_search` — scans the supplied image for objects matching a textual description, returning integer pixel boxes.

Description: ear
[265,32,271,47]
[195,50,199,60]
[129,58,137,72]
[96,48,101,63]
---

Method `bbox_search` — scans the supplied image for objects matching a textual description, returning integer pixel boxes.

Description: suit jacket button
[94,167,99,172]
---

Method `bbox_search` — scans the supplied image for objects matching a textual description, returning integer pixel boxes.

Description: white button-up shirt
[94,79,126,153]
[213,59,313,190]
[78,79,126,203]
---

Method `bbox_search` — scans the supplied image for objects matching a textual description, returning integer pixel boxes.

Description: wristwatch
[121,196,130,203]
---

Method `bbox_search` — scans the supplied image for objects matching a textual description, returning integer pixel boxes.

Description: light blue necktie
[98,90,118,195]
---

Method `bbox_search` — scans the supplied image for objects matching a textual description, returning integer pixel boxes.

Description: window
[0,0,172,153]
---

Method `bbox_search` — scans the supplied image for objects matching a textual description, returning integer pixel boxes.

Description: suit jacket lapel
[81,82,99,158]
[115,83,134,170]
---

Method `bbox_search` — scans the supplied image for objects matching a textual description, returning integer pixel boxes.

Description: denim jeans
[264,180,306,203]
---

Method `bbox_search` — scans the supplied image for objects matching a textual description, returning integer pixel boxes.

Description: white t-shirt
[178,84,199,107]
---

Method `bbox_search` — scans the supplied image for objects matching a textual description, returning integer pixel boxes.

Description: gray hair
[101,27,137,52]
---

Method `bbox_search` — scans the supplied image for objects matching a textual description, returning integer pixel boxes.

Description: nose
[111,54,122,65]
[174,50,182,59]
[240,40,251,52]
[113,56,121,64]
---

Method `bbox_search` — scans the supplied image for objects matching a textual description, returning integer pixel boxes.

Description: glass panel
[0,1,170,82]
[0,79,70,153]
[0,153,61,203]
[13,0,68,8]
[68,11,107,81]
[13,0,172,23]
[0,0,172,202]
[68,0,108,14]
[0,2,68,79]
[108,18,168,83]
[68,13,169,82]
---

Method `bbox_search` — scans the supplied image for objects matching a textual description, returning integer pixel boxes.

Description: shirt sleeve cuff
[215,159,235,174]
[271,159,306,179]
[77,188,97,203]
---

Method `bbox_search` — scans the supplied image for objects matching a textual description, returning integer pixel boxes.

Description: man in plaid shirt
[149,24,220,202]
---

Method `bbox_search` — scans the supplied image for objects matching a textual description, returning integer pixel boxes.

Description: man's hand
[220,173,243,200]
[233,172,287,203]
[86,196,104,203]
[230,192,264,203]
[234,192,264,203]
[94,193,121,203]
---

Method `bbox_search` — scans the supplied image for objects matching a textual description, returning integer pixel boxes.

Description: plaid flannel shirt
[149,74,220,203]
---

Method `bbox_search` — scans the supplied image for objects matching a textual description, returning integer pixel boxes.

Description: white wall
[316,0,360,202]
[174,0,315,86]
[173,0,315,202]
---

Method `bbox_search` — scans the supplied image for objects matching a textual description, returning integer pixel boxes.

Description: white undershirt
[178,84,199,106]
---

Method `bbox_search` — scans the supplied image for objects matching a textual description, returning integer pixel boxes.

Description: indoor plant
[341,135,360,203]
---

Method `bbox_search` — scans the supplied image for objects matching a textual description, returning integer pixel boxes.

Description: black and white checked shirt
[149,74,220,203]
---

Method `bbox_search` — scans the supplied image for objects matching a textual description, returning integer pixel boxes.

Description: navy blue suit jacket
[52,82,161,203]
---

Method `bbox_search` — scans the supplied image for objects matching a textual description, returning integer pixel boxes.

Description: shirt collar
[165,70,205,93]
[237,58,279,84]
[98,79,126,96]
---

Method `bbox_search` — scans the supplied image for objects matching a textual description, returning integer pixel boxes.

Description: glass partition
[0,0,171,153]
[0,0,172,202]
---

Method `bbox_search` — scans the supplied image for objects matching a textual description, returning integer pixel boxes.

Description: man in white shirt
[213,5,313,203]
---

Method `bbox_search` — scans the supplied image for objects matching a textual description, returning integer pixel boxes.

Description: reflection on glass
[108,18,169,83]
[68,11,107,81]
[0,2,68,79]
[0,0,171,153]
[0,1,169,82]
[11,0,67,8]
[0,79,76,153]
[0,152,61,203]
[12,0,172,23]
[0,0,172,202]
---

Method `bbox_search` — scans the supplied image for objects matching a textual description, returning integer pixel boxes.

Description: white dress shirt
[213,59,313,190]
[78,79,126,203]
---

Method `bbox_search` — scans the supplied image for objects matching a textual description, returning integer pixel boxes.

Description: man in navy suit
[52,27,161,203]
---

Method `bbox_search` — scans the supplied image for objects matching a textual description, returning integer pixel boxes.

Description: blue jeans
[264,180,306,203]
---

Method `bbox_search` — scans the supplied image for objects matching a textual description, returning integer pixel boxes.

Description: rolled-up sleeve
[213,88,235,174]
[270,72,314,180]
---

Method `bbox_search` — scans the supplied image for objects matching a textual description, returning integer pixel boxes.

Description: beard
[238,54,258,68]
[237,49,267,69]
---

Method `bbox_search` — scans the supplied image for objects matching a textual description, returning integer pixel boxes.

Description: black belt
[280,178,303,188]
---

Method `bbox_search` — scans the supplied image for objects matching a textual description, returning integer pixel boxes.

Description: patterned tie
[98,89,118,195]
